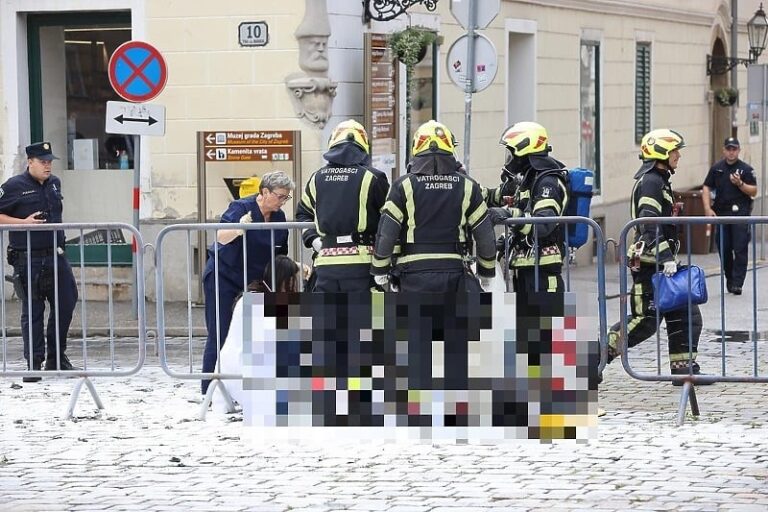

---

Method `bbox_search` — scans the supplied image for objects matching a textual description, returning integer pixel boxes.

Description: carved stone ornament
[285,0,337,128]
[285,74,338,128]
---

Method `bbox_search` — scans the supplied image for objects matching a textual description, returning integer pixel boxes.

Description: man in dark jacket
[0,142,79,381]
[486,122,569,293]
[603,129,710,383]
[296,120,389,291]
[702,137,758,295]
[371,120,496,292]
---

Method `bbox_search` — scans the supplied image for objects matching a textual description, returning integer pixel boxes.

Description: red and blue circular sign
[108,41,168,103]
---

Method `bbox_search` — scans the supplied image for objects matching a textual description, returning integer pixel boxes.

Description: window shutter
[635,43,651,144]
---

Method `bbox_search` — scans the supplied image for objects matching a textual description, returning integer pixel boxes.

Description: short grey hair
[260,170,295,193]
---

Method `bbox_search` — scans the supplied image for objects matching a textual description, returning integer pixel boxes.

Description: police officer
[0,142,78,382]
[201,170,294,395]
[370,120,496,292]
[603,129,710,382]
[702,137,758,295]
[296,120,389,291]
[486,122,569,293]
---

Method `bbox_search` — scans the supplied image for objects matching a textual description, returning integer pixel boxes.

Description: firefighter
[486,122,569,293]
[370,120,496,292]
[603,128,710,383]
[296,119,389,291]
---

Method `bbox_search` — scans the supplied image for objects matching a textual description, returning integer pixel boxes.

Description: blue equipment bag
[531,167,594,248]
[652,265,708,313]
[565,167,594,248]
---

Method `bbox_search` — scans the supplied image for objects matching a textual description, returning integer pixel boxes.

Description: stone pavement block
[381,507,432,512]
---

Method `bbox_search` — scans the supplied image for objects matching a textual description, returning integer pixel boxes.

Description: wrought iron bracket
[363,0,439,23]
[707,53,758,76]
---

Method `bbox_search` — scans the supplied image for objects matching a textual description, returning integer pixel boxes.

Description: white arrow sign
[105,101,166,136]
[450,0,500,30]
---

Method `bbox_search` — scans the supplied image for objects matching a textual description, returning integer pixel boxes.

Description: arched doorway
[710,37,731,165]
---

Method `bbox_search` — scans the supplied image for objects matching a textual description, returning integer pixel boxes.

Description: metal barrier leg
[64,377,104,420]
[198,378,236,420]
[676,382,699,426]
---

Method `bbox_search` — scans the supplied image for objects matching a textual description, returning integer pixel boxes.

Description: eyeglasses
[270,190,292,202]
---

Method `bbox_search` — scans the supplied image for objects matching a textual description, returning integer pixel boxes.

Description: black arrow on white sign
[114,114,158,126]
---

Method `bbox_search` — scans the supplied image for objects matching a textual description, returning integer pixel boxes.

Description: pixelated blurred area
[239,292,598,442]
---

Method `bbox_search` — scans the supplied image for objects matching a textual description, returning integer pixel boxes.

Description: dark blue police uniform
[201,195,288,394]
[704,148,756,292]
[0,142,78,372]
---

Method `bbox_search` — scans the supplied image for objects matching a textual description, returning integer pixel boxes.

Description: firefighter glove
[311,238,322,253]
[488,207,522,226]
[374,274,389,287]
[479,276,493,291]
[662,260,678,277]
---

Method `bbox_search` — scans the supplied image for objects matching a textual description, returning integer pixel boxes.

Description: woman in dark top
[201,171,294,395]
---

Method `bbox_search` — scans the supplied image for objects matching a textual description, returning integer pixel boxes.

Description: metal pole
[462,0,477,173]
[197,132,207,304]
[131,135,141,319]
[732,0,739,137]
[761,64,766,259]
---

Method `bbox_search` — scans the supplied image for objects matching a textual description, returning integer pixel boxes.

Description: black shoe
[731,286,742,295]
[22,357,43,383]
[671,362,715,386]
[44,354,78,371]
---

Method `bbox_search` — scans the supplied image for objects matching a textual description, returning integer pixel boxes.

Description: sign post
[107,40,168,317]
[449,0,500,174]
[364,33,399,180]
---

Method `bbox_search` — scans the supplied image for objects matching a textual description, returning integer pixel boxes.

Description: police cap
[25,141,59,161]
[723,137,740,149]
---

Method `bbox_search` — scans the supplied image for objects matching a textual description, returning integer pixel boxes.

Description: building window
[635,42,651,144]
[579,41,600,192]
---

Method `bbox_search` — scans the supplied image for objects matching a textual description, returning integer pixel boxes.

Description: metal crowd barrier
[616,216,768,425]
[154,221,313,419]
[0,223,146,419]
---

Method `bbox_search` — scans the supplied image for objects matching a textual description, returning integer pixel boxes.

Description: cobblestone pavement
[2,332,768,512]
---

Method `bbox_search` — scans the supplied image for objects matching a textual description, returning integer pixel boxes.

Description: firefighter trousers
[512,264,564,294]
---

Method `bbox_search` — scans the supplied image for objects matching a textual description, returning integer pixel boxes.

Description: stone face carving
[285,0,337,128]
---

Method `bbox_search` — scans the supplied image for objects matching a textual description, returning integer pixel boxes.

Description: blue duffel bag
[652,265,708,313]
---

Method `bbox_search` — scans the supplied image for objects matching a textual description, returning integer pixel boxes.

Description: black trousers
[12,254,78,362]
[714,221,751,288]
[313,264,374,293]
[512,265,564,294]
[397,270,481,293]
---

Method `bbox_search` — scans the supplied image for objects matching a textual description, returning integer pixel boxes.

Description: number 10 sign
[239,21,269,47]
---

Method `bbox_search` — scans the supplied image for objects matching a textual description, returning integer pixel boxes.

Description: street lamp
[707,3,768,75]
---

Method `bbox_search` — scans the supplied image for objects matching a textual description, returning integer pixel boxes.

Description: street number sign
[239,22,269,47]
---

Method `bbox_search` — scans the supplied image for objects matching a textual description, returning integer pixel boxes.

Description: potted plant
[715,87,739,106]
[389,26,436,67]
[389,26,437,154]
